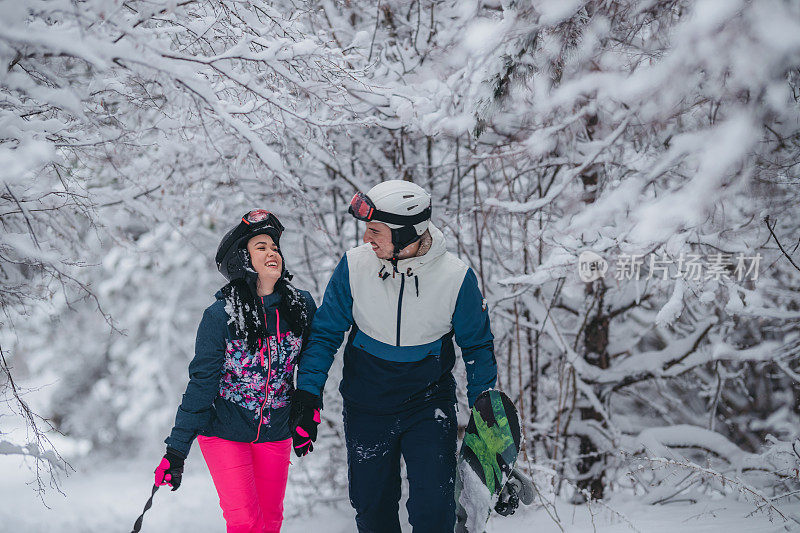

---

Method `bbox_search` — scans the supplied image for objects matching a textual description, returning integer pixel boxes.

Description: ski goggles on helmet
[348,192,375,221]
[241,209,285,233]
[348,191,432,226]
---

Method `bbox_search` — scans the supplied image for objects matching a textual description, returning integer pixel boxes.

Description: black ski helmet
[215,210,287,281]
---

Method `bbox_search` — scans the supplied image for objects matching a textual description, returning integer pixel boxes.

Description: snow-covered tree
[4,0,799,520]
[1,0,369,487]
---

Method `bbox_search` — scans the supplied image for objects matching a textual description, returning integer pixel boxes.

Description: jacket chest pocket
[269,333,302,382]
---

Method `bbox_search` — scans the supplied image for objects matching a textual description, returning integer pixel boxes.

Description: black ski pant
[343,401,458,533]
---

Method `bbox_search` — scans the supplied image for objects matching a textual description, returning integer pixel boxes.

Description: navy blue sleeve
[296,255,354,397]
[165,304,227,457]
[452,268,497,407]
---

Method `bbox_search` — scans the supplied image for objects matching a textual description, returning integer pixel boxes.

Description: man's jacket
[297,223,497,413]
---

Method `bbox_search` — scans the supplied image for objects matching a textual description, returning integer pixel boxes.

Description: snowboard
[455,389,534,532]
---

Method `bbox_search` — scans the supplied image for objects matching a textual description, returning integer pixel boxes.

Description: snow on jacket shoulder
[165,288,316,458]
[297,223,496,412]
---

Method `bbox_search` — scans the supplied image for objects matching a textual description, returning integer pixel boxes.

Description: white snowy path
[1,454,797,533]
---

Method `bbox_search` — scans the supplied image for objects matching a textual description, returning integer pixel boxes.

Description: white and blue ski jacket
[296,223,497,413]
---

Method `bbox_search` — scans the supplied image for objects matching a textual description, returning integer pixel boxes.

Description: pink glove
[154,449,185,490]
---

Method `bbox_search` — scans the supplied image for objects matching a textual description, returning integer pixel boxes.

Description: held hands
[154,448,185,490]
[290,389,322,457]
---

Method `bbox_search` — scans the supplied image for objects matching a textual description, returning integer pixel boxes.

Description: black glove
[154,448,185,490]
[290,389,322,457]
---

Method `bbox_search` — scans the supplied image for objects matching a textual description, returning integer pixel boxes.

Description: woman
[155,209,320,533]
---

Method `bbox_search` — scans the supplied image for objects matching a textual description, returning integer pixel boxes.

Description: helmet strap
[277,248,293,281]
[391,225,422,258]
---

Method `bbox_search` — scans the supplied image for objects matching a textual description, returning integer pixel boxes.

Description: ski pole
[131,484,160,533]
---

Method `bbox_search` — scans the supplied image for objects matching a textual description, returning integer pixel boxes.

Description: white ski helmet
[348,180,432,255]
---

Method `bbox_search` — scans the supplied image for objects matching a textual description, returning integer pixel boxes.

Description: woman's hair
[222,277,311,352]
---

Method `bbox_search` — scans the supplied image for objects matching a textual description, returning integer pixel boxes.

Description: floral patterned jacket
[165,289,316,458]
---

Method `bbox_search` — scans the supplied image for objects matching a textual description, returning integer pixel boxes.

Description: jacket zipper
[252,302,275,443]
[396,273,405,346]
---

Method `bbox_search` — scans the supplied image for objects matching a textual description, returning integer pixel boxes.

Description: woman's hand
[290,389,322,457]
[154,448,185,490]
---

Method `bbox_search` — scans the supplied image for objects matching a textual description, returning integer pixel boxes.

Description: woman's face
[246,234,282,283]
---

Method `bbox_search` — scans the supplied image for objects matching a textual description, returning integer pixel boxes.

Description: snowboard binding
[494,469,535,516]
[494,485,519,516]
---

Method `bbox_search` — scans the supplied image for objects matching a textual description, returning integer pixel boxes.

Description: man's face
[363,221,395,260]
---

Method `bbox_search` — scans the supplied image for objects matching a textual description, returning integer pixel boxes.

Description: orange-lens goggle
[241,209,284,233]
[242,209,272,224]
[348,192,375,221]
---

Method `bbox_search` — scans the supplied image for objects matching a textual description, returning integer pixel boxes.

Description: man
[290,180,497,532]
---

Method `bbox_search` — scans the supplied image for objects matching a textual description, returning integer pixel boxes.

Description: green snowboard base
[455,389,524,533]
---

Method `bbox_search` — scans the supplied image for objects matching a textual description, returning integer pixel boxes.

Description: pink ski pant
[198,435,292,533]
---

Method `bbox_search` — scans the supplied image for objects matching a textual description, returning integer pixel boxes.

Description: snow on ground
[0,453,355,533]
[1,452,797,533]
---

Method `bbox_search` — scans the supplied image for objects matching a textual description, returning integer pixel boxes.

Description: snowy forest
[2,0,800,531]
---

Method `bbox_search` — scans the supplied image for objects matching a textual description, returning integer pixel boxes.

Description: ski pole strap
[131,484,159,533]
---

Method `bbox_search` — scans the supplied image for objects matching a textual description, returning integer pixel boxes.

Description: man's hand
[290,389,322,457]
